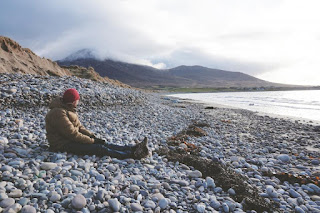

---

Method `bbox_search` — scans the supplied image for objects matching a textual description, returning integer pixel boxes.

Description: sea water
[168,90,320,122]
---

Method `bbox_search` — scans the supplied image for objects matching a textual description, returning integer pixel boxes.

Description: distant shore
[153,86,320,93]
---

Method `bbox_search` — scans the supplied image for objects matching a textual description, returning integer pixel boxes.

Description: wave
[169,90,320,122]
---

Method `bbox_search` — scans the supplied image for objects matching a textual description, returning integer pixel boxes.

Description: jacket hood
[49,97,76,111]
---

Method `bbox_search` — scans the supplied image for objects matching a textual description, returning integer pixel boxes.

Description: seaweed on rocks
[158,121,280,212]
[263,171,320,187]
[179,122,209,137]
[157,146,279,212]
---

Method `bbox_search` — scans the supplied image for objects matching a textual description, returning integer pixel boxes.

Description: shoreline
[157,87,320,94]
[165,95,320,126]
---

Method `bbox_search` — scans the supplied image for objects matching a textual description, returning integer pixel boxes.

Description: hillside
[61,65,132,88]
[58,50,285,88]
[0,36,131,88]
[0,36,70,76]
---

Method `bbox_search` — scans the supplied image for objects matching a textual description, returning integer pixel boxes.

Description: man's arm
[50,109,94,144]
[79,125,94,137]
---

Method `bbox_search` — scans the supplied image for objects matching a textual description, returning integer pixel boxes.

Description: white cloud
[1,0,320,85]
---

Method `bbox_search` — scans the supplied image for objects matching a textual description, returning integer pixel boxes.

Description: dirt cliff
[0,36,131,88]
[0,36,70,76]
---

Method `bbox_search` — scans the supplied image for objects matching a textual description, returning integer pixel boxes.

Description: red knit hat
[63,88,80,103]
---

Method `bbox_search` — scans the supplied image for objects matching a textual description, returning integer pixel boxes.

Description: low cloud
[152,47,283,75]
[1,0,320,85]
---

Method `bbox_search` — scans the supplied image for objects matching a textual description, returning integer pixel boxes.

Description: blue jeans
[62,142,134,159]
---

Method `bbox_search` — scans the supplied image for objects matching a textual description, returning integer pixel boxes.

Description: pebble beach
[1,74,320,213]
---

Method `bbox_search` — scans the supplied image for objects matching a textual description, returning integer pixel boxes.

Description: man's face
[72,100,79,108]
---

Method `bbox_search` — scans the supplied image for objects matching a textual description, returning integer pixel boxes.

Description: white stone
[0,137,8,145]
[40,162,57,170]
[50,193,61,202]
[130,185,140,192]
[187,170,202,178]
[8,189,23,198]
[206,177,215,188]
[152,193,165,201]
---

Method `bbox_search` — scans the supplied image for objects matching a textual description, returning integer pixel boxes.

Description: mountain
[58,50,284,88]
[168,66,272,87]
[59,57,195,88]
[0,36,131,88]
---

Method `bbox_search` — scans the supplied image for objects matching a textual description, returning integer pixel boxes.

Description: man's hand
[90,135,96,139]
[94,138,106,145]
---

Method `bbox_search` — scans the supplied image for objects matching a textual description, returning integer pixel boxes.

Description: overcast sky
[1,0,320,85]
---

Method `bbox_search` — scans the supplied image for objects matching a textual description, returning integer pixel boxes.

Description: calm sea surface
[168,90,320,122]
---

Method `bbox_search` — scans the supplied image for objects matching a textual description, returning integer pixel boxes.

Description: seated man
[45,88,149,159]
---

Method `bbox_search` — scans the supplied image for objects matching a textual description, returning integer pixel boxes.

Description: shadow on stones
[157,121,279,212]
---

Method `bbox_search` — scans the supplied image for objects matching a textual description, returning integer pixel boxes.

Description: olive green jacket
[45,97,94,151]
